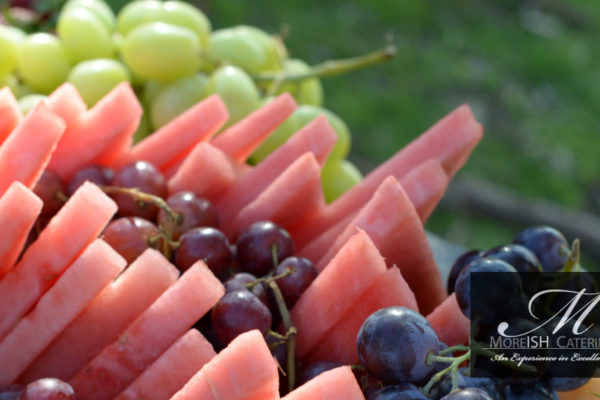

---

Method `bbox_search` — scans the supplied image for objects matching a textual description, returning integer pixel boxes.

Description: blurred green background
[13,0,600,262]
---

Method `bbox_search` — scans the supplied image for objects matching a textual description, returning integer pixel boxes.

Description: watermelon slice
[0,239,126,386]
[426,293,470,347]
[0,181,42,279]
[223,151,324,239]
[116,94,228,174]
[0,100,65,196]
[290,230,387,358]
[167,142,238,201]
[0,86,22,145]
[169,330,279,400]
[304,266,418,365]
[47,82,142,181]
[291,104,483,246]
[313,176,446,314]
[46,83,87,126]
[19,249,180,383]
[282,366,364,400]
[115,329,216,400]
[0,181,117,340]
[214,115,337,225]
[69,260,225,400]
[211,92,297,163]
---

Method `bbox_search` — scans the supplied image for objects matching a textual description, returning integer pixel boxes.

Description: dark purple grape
[273,257,317,308]
[367,383,429,400]
[102,217,160,263]
[211,290,272,345]
[156,191,219,240]
[224,272,268,306]
[454,258,521,320]
[0,384,22,400]
[440,388,495,399]
[175,227,232,275]
[429,368,504,400]
[547,377,590,392]
[18,378,75,400]
[111,160,168,219]
[235,221,294,276]
[297,361,343,386]
[357,306,441,383]
[447,249,483,294]
[504,381,557,399]
[33,170,66,217]
[483,244,542,273]
[265,334,289,395]
[513,226,569,272]
[67,165,114,196]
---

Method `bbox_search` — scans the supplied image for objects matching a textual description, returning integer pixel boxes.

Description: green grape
[62,0,116,33]
[134,108,152,143]
[18,94,48,115]
[16,33,71,94]
[294,105,350,161]
[204,65,261,129]
[150,73,209,129]
[57,7,114,63]
[0,25,25,77]
[273,58,323,106]
[250,97,301,163]
[117,0,210,47]
[67,59,131,106]
[142,80,167,107]
[207,27,267,73]
[237,25,284,71]
[0,74,20,97]
[121,22,201,82]
[321,159,363,203]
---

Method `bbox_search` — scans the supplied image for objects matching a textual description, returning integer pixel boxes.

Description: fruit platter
[1,1,599,399]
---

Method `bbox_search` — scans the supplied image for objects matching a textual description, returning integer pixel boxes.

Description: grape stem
[246,267,295,290]
[562,238,581,273]
[252,45,397,84]
[423,349,470,394]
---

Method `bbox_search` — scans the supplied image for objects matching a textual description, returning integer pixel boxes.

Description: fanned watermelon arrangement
[0,80,484,399]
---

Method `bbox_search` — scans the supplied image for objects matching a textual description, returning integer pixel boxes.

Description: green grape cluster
[1,0,366,202]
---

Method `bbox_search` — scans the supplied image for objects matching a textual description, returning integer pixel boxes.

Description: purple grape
[297,361,343,386]
[67,165,114,196]
[273,257,318,308]
[440,388,494,399]
[111,160,168,219]
[33,170,66,217]
[429,368,504,400]
[447,249,483,294]
[357,306,441,384]
[175,227,232,275]
[156,191,219,240]
[224,272,268,306]
[547,377,590,392]
[17,378,75,400]
[102,217,161,263]
[513,226,569,272]
[211,290,272,345]
[483,244,542,273]
[235,221,294,276]
[367,383,430,400]
[0,384,22,400]
[504,381,558,399]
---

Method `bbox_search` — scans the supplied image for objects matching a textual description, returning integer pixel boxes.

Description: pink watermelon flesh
[69,260,225,400]
[282,366,364,400]
[291,230,387,358]
[116,94,228,173]
[0,239,126,386]
[46,83,87,126]
[315,176,446,314]
[0,101,65,196]
[0,182,43,279]
[167,142,238,201]
[291,104,483,247]
[222,151,325,240]
[47,82,142,181]
[19,249,180,383]
[115,329,216,400]
[169,330,279,400]
[304,266,418,365]
[0,86,22,145]
[426,293,470,347]
[214,115,337,225]
[0,181,117,341]
[212,92,297,163]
